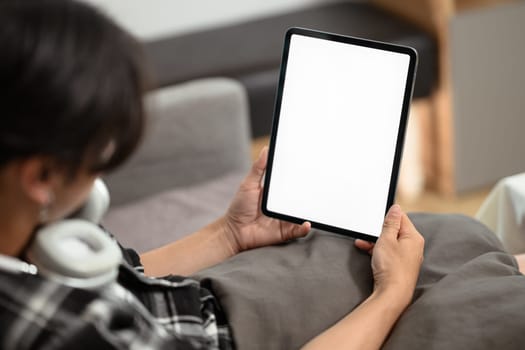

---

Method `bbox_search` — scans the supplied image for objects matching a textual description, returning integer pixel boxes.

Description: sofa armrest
[104,78,251,206]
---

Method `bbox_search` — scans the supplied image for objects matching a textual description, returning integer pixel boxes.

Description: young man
[0,1,424,349]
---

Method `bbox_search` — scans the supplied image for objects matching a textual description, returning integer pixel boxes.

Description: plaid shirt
[0,248,233,350]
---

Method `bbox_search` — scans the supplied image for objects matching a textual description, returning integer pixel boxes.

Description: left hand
[223,146,311,253]
[354,205,424,306]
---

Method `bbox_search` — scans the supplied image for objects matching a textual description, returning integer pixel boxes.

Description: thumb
[244,146,268,188]
[381,204,402,239]
[283,221,311,241]
[399,213,418,239]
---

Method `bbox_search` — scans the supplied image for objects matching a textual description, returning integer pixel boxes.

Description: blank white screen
[266,34,410,237]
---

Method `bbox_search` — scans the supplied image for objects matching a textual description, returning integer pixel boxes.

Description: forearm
[140,216,237,277]
[301,290,409,350]
[515,254,525,274]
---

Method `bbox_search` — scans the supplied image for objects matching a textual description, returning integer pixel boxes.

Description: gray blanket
[196,214,525,349]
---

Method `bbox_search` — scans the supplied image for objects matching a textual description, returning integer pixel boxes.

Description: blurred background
[84,0,525,218]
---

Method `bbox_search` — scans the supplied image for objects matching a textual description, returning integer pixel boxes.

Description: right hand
[355,205,424,307]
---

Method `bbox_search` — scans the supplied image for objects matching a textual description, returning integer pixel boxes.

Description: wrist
[370,286,412,316]
[220,215,242,256]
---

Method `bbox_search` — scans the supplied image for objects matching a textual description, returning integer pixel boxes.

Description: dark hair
[0,0,148,174]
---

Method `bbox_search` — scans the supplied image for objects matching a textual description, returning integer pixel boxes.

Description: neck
[0,163,41,257]
[0,181,39,256]
[0,199,39,257]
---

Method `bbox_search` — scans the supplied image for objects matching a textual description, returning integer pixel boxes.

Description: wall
[451,1,525,191]
[82,0,349,40]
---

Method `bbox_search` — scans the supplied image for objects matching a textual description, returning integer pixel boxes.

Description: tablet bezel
[261,27,418,242]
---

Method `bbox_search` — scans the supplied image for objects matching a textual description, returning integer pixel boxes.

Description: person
[0,0,426,349]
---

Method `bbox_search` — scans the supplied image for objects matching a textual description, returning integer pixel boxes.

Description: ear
[17,157,59,206]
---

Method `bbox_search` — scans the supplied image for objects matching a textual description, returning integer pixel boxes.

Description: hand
[223,146,311,254]
[355,205,424,307]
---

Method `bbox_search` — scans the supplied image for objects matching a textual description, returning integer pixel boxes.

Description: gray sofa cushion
[103,78,251,207]
[196,214,523,350]
[103,171,245,252]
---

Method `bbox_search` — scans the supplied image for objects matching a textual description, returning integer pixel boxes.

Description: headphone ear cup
[27,219,122,289]
[69,178,110,223]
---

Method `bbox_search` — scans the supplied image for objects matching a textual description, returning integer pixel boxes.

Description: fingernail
[389,204,401,216]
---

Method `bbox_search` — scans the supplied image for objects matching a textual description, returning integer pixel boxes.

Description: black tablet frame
[261,27,418,242]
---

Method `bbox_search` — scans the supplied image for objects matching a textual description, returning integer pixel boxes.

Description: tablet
[261,28,417,242]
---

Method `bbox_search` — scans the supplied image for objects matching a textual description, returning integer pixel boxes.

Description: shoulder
[0,270,103,349]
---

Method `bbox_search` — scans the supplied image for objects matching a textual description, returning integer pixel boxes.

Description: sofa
[139,1,439,199]
[102,78,252,252]
[143,1,437,138]
[99,77,523,350]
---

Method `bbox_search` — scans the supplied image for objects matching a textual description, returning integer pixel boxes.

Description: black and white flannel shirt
[0,248,233,350]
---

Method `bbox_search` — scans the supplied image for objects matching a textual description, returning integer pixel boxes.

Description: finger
[257,146,269,169]
[288,221,311,239]
[354,239,375,254]
[400,214,424,250]
[299,221,311,237]
[244,146,269,188]
[399,213,418,237]
[381,204,402,239]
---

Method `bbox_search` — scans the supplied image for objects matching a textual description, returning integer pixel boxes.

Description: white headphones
[24,179,123,290]
[0,181,172,333]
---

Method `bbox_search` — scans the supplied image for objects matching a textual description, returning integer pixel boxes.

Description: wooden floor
[251,136,491,218]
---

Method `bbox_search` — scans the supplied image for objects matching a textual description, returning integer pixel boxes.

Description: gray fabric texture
[103,171,245,252]
[196,213,524,350]
[103,78,251,206]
